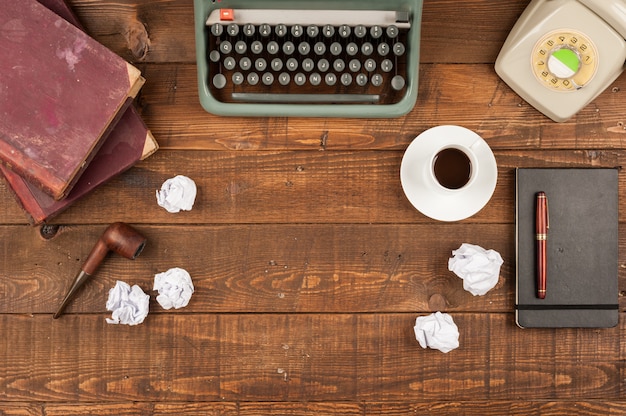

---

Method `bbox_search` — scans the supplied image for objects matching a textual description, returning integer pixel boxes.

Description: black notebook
[515,168,619,328]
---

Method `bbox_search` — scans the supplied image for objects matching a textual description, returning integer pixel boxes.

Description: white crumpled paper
[413,311,460,353]
[153,267,195,310]
[105,281,150,325]
[156,175,197,213]
[448,243,503,296]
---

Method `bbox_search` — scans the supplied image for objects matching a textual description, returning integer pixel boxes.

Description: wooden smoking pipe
[53,222,146,319]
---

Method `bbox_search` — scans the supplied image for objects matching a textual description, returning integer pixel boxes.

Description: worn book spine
[0,0,145,200]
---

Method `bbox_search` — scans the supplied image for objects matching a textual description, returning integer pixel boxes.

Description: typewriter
[193,0,423,117]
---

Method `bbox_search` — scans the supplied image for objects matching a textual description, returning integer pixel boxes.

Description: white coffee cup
[400,125,498,222]
[428,142,480,193]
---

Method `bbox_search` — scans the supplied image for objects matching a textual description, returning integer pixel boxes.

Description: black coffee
[432,148,472,190]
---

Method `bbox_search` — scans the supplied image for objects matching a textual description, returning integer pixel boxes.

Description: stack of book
[0,0,158,224]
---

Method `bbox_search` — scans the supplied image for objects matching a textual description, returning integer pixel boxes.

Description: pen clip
[545,194,549,230]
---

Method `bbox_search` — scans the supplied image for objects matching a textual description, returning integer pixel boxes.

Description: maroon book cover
[1,0,158,224]
[0,0,145,200]
[1,106,157,224]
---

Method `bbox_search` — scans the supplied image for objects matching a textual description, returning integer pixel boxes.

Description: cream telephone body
[495,0,626,122]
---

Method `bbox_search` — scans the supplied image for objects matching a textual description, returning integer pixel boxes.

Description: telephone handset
[495,0,626,122]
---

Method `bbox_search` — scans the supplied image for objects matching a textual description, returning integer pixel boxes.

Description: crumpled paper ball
[105,281,150,325]
[153,267,194,310]
[413,311,460,353]
[448,243,503,296]
[156,175,197,213]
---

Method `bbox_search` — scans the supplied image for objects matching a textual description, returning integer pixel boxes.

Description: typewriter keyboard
[205,9,411,105]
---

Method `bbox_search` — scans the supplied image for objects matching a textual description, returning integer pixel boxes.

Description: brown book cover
[0,0,145,200]
[0,0,158,225]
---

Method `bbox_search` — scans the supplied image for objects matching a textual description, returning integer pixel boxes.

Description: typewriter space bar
[231,93,380,104]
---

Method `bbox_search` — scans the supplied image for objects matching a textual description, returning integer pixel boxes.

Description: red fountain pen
[536,191,548,299]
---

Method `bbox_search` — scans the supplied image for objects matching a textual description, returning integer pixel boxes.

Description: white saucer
[400,125,498,221]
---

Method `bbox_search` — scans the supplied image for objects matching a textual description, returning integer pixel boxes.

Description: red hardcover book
[0,0,158,225]
[0,0,145,200]
[1,106,157,224]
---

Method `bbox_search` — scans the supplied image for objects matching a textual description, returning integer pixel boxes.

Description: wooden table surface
[1,0,625,414]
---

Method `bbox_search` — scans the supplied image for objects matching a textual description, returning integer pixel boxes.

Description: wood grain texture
[1,1,625,414]
[0,314,622,403]
[135,63,626,151]
[10,149,624,225]
[0,147,623,226]
[1,223,624,315]
[65,0,527,65]
[1,401,625,415]
[62,0,626,152]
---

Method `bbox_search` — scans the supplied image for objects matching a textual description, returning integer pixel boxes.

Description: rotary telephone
[495,0,626,122]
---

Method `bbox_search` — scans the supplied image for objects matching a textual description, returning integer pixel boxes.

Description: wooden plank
[66,0,528,64]
[621,318,626,399]
[365,402,626,415]
[4,401,626,415]
[0,148,623,226]
[0,404,42,416]
[0,314,621,402]
[0,314,220,402]
[420,0,528,64]
[0,223,510,314]
[155,402,357,415]
[28,149,626,225]
[137,63,626,151]
[44,403,152,415]
[357,314,622,401]
[1,223,623,314]
[67,0,193,63]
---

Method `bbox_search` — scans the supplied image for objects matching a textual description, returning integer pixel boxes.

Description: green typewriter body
[194,0,423,117]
